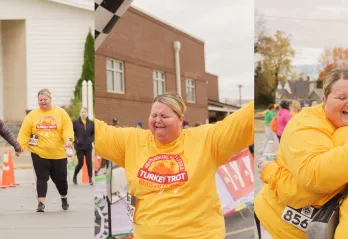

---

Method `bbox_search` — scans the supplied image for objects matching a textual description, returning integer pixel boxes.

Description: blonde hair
[37,89,52,99]
[80,107,88,112]
[323,68,348,99]
[291,100,301,112]
[153,92,186,117]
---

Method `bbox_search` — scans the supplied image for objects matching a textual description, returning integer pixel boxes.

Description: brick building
[95,7,236,128]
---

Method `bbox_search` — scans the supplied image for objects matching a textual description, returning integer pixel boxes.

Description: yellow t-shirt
[255,104,348,239]
[17,106,74,159]
[95,102,254,239]
[330,126,348,239]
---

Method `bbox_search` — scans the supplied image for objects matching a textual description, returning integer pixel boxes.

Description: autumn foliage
[318,48,348,82]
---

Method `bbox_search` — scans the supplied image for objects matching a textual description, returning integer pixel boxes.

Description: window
[106,58,124,93]
[186,79,195,103]
[153,71,166,97]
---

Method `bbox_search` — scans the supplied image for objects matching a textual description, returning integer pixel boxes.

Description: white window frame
[186,78,196,103]
[153,70,166,97]
[106,58,125,94]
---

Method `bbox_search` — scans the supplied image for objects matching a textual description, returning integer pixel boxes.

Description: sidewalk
[255,119,265,133]
[0,169,94,239]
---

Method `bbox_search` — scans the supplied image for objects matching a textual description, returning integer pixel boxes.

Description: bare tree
[254,9,267,53]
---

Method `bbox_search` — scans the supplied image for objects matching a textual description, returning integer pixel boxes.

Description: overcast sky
[256,0,348,65]
[132,0,254,101]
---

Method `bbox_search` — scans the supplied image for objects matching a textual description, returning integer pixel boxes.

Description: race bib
[126,193,137,223]
[281,206,319,231]
[29,135,39,146]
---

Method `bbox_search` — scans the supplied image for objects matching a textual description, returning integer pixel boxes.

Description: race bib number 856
[281,206,317,231]
[29,135,39,146]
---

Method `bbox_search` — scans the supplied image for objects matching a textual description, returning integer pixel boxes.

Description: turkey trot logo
[137,154,188,189]
[36,116,57,129]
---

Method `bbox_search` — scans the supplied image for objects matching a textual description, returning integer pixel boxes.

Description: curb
[0,165,33,170]
[255,128,265,133]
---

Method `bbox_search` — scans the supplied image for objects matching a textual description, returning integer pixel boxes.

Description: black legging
[277,135,281,142]
[74,150,92,180]
[254,213,261,239]
[32,153,68,197]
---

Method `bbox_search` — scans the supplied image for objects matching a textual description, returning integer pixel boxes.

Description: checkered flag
[95,0,134,50]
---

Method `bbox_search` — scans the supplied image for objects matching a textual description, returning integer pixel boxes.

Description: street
[225,207,255,239]
[0,168,94,239]
[253,131,273,239]
[254,132,265,194]
[0,141,259,239]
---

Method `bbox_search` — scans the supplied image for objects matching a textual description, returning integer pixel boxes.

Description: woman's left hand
[65,139,73,148]
[258,157,271,180]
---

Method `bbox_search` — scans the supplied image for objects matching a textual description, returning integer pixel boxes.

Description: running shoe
[73,177,77,185]
[36,202,45,212]
[61,197,69,210]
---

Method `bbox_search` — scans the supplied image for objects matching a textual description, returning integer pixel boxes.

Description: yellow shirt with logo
[95,102,254,239]
[17,106,74,159]
[255,104,348,239]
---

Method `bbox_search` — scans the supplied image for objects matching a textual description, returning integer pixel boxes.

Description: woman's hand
[257,157,271,180]
[65,139,73,148]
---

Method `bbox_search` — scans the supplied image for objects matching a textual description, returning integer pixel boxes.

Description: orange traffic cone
[81,156,89,184]
[8,150,19,187]
[0,152,12,188]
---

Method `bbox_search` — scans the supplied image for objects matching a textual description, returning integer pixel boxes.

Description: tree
[318,64,335,82]
[74,30,95,100]
[316,80,323,89]
[254,9,266,54]
[257,30,295,101]
[254,10,271,105]
[66,30,94,120]
[318,48,348,82]
[65,99,82,121]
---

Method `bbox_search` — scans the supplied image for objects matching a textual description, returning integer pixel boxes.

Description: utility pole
[237,84,243,107]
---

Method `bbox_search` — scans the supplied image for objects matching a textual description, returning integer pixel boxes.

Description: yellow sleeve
[17,114,32,152]
[261,162,278,184]
[266,163,343,207]
[283,126,348,194]
[261,127,348,207]
[210,101,254,166]
[95,119,134,168]
[61,109,74,142]
[332,126,348,147]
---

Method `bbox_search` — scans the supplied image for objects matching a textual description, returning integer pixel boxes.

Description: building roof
[277,80,310,100]
[129,7,204,44]
[48,0,93,11]
[208,99,240,108]
[308,88,324,98]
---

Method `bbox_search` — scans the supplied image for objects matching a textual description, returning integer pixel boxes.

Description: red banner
[217,149,254,200]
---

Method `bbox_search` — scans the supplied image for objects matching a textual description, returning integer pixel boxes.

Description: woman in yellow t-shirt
[255,68,348,239]
[258,126,348,239]
[95,92,254,239]
[17,89,74,213]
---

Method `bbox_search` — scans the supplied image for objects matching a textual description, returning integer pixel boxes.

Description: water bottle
[65,147,74,157]
[263,140,277,161]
